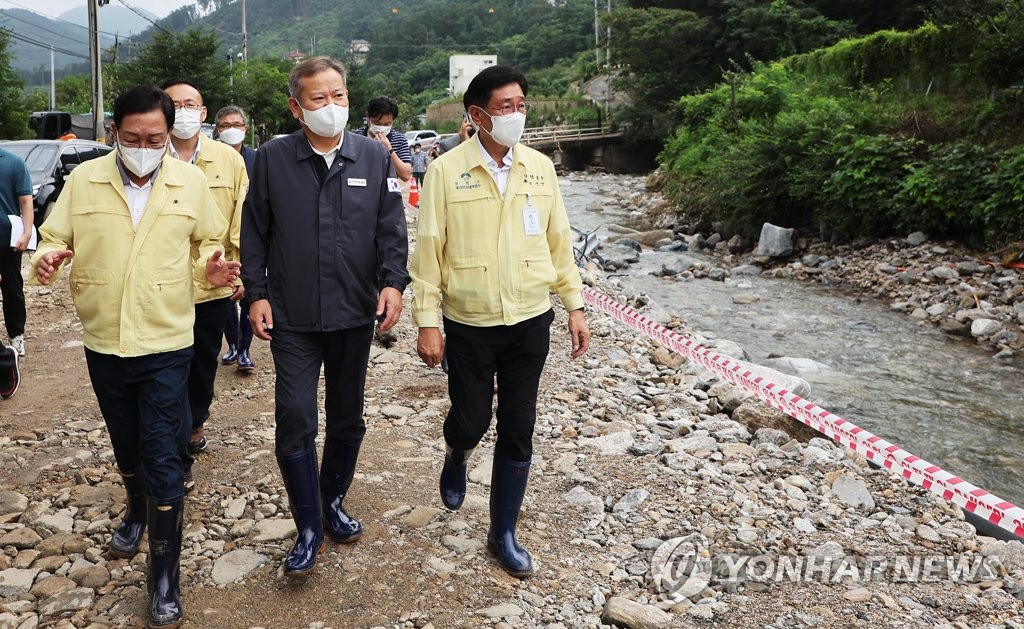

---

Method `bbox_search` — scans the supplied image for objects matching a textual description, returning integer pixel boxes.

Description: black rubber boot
[439,446,473,510]
[277,449,324,575]
[320,438,363,543]
[220,343,238,365]
[486,456,533,578]
[109,468,147,558]
[147,495,184,628]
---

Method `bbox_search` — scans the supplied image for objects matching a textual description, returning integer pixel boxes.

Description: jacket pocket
[446,255,496,315]
[515,255,557,306]
[70,268,118,335]
[141,269,194,341]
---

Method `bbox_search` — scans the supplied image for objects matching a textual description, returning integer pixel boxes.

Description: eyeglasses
[173,103,202,112]
[120,141,167,150]
[216,122,246,130]
[484,102,529,116]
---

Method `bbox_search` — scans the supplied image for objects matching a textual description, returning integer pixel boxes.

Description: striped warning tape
[582,285,1024,540]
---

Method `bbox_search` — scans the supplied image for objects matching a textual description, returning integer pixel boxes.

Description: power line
[0,27,89,59]
[0,1,122,38]
[0,8,91,49]
[115,0,172,35]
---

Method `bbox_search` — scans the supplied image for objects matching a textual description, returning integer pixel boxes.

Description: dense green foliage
[0,29,32,139]
[659,8,1024,245]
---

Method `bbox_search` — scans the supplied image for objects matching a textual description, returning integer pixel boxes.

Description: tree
[56,75,92,113]
[109,28,230,114]
[0,29,30,139]
[231,58,295,139]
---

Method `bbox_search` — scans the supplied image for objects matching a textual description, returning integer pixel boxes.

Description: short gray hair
[288,56,347,99]
[214,104,248,127]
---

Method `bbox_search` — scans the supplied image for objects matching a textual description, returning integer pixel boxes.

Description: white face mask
[478,110,526,147]
[118,142,165,178]
[368,123,391,136]
[171,108,202,139]
[300,103,348,138]
[218,127,246,146]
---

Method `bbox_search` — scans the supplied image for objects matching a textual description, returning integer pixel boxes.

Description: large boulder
[755,222,796,258]
[732,399,821,443]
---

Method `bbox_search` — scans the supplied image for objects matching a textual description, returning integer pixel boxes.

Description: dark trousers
[85,347,192,500]
[443,309,553,462]
[270,325,373,454]
[224,296,253,352]
[0,248,25,339]
[413,171,425,187]
[189,297,232,430]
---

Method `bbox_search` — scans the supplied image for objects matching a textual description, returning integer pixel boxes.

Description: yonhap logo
[651,535,1006,597]
[650,534,714,602]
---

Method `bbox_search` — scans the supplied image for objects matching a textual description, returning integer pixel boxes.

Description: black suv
[0,139,113,229]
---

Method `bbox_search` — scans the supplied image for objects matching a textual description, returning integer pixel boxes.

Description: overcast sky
[0,0,195,19]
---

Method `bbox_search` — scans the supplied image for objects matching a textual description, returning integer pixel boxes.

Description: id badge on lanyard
[523,193,541,236]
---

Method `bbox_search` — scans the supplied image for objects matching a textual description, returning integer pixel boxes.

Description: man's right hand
[249,298,274,340]
[417,327,445,368]
[35,250,74,285]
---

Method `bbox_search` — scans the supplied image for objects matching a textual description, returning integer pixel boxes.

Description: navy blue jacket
[241,130,409,332]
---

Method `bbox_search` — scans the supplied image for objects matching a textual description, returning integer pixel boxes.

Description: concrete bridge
[520,125,656,173]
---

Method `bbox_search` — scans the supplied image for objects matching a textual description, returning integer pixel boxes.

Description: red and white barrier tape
[582,285,1024,539]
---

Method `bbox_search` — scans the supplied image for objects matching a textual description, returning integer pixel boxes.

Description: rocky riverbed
[1,203,1022,628]
[581,172,1024,359]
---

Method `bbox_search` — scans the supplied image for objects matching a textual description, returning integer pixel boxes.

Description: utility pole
[593,0,599,67]
[88,0,107,140]
[49,46,55,110]
[241,0,248,64]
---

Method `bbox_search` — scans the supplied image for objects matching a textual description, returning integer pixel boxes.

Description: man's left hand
[13,233,30,252]
[376,286,403,332]
[568,309,590,359]
[229,284,245,302]
[206,250,241,288]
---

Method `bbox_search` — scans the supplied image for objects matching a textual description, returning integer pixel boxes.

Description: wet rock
[971,319,1001,338]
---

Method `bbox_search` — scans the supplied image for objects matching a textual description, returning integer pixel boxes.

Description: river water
[560,174,1024,508]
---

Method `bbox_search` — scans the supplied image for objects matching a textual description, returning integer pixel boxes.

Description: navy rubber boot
[109,468,147,558]
[486,456,533,578]
[439,446,473,510]
[320,438,363,543]
[147,496,184,628]
[277,449,325,576]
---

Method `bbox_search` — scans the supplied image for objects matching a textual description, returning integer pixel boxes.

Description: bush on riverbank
[659,19,1024,246]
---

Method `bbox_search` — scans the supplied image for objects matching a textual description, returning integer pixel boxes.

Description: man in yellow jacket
[31,85,239,629]
[161,78,249,463]
[410,65,590,579]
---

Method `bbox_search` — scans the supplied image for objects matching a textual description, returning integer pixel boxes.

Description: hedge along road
[561,172,1024,509]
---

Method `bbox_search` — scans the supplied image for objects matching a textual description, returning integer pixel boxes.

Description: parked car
[0,139,113,229]
[405,129,439,150]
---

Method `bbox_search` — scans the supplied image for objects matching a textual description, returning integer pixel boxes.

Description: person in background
[0,340,17,399]
[432,116,474,158]
[213,104,257,373]
[410,143,427,188]
[241,56,409,578]
[0,145,33,357]
[410,65,590,580]
[30,84,239,628]
[355,96,412,182]
[161,79,250,465]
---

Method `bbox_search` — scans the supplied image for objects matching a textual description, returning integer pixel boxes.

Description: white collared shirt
[476,135,513,196]
[125,176,154,229]
[309,134,344,170]
[168,134,202,165]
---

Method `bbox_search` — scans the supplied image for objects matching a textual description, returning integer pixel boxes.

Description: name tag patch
[523,193,541,236]
[387,178,402,193]
[347,178,367,187]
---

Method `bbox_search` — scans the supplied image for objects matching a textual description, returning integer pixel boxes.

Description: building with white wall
[449,55,498,95]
